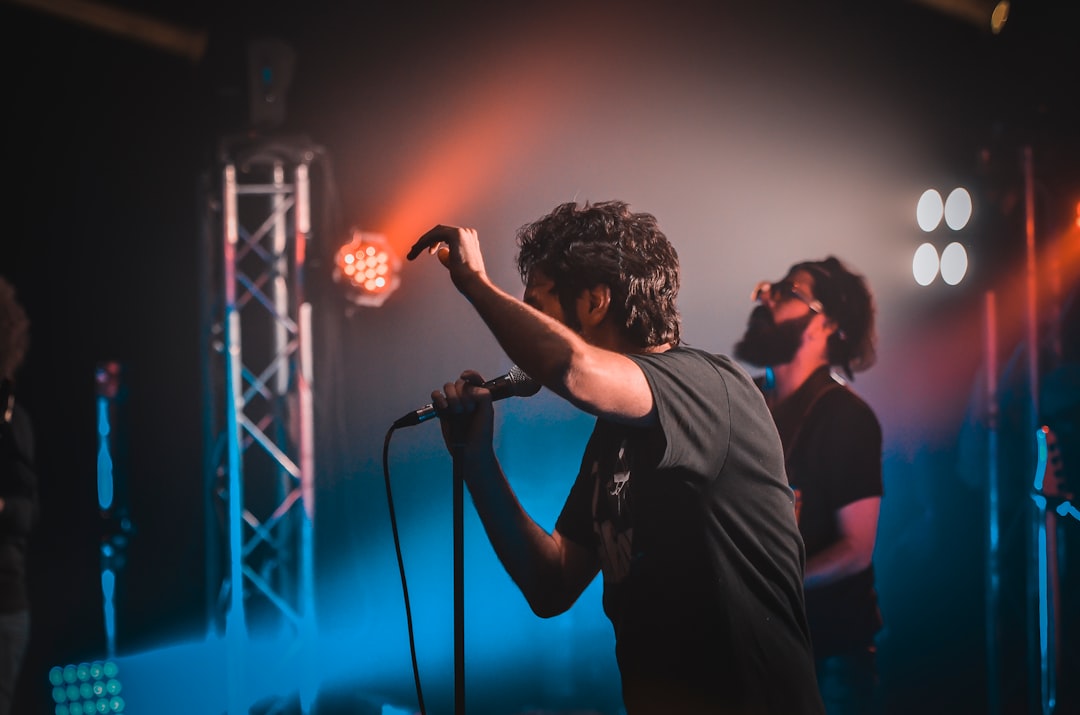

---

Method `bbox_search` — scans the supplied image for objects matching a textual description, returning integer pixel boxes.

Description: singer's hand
[407,225,489,294]
[432,370,496,454]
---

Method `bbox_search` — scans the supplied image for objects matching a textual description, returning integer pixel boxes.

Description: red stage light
[333,230,401,307]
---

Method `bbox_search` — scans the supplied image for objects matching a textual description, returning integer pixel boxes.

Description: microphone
[392,365,541,428]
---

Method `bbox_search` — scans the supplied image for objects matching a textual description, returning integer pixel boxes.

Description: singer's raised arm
[408,224,662,426]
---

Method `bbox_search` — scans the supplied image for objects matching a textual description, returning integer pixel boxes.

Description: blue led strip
[96,396,114,511]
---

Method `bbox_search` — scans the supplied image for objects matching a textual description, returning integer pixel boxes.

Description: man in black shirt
[0,277,36,715]
[409,201,824,714]
[735,256,883,715]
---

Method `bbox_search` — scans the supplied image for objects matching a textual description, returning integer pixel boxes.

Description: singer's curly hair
[790,256,876,379]
[515,200,681,348]
[0,277,30,381]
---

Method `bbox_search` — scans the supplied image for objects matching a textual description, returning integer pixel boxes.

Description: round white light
[917,189,944,232]
[913,242,940,286]
[940,242,969,285]
[944,187,973,230]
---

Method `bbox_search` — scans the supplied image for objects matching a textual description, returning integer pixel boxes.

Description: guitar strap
[781,375,844,465]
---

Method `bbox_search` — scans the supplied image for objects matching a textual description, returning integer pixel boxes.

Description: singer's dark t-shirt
[555,346,824,715]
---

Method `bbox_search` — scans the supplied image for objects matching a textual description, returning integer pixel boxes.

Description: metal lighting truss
[204,138,320,709]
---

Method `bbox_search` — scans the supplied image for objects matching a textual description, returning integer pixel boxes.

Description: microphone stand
[451,425,467,715]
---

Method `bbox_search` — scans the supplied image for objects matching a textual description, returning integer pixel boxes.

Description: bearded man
[734,256,884,715]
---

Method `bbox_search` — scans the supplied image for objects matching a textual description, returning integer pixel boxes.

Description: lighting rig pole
[203,135,322,714]
[1021,145,1065,715]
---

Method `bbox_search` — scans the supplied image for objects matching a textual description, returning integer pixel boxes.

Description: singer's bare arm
[466,448,599,617]
[410,225,663,425]
[435,372,599,616]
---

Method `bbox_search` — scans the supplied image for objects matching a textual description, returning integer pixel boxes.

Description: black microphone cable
[380,367,537,714]
[382,424,427,715]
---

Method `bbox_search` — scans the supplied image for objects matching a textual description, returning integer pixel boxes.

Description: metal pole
[1023,144,1039,487]
[295,163,318,712]
[271,161,294,633]
[985,290,1001,715]
[1022,145,1058,715]
[272,162,289,397]
[223,162,249,715]
[454,457,466,715]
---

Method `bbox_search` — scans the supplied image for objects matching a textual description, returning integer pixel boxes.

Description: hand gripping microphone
[392,365,541,428]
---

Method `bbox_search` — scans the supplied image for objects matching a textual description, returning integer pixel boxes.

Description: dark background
[2,0,1079,713]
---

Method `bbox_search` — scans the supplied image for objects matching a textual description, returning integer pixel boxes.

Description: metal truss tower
[201,135,322,712]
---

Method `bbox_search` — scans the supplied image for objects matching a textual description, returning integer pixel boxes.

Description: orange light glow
[358,37,589,263]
